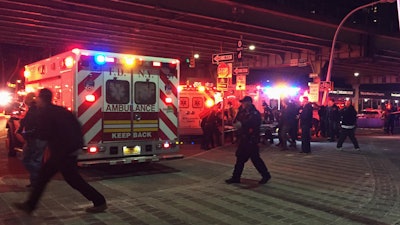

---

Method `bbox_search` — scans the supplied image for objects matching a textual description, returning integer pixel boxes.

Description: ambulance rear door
[179,90,204,135]
[103,69,159,142]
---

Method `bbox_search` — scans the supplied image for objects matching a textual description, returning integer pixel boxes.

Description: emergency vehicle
[178,83,219,135]
[9,49,180,166]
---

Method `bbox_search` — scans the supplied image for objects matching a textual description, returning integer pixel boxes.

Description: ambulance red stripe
[81,109,102,137]
[159,110,178,136]
[160,91,178,113]
[77,72,102,95]
[89,129,102,144]
[159,72,178,97]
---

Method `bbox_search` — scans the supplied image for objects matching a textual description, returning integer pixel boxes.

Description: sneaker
[259,175,271,184]
[225,178,240,184]
[13,202,34,215]
[355,148,360,151]
[85,203,107,213]
[336,147,343,151]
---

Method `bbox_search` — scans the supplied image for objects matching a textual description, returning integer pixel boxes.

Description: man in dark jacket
[14,88,107,214]
[327,98,340,142]
[336,99,360,151]
[225,96,271,184]
[299,96,313,153]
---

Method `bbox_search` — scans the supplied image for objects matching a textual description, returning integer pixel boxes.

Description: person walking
[16,93,47,188]
[336,99,360,151]
[326,98,340,142]
[225,96,271,184]
[286,100,299,148]
[299,96,313,154]
[318,105,327,137]
[383,102,396,135]
[14,88,107,214]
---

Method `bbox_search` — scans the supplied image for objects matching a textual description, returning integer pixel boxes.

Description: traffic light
[189,56,195,68]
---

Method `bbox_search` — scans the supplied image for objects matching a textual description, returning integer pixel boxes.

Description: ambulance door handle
[135,113,141,121]
[186,111,190,115]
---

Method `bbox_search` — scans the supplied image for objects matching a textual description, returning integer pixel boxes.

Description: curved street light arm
[321,0,395,105]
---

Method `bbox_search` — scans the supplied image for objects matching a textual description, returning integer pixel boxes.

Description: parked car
[356,109,384,128]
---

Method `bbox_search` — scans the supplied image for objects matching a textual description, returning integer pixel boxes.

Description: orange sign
[217,62,232,78]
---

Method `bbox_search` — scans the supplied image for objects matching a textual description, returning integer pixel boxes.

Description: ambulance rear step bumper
[78,154,184,167]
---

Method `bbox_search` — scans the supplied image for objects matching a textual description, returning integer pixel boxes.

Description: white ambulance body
[178,85,218,135]
[23,49,180,166]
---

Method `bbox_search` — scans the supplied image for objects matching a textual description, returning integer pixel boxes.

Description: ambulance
[178,82,220,135]
[12,49,180,166]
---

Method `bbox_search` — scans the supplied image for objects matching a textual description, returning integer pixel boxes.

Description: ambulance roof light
[72,48,80,54]
[123,56,135,67]
[198,86,205,92]
[65,56,74,68]
[153,61,161,67]
[94,54,106,65]
[24,70,31,78]
[205,99,214,108]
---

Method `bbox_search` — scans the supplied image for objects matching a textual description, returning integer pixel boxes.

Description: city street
[0,128,400,225]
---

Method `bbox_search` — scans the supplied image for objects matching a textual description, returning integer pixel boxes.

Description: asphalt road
[1,128,400,225]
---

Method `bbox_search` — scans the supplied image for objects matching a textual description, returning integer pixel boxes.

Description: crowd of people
[200,96,378,154]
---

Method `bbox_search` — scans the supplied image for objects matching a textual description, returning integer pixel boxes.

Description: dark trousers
[26,155,105,210]
[385,119,395,134]
[301,125,311,153]
[337,128,359,149]
[22,139,47,186]
[203,125,215,149]
[232,141,270,179]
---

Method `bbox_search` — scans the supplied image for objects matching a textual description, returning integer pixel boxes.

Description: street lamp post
[322,0,396,105]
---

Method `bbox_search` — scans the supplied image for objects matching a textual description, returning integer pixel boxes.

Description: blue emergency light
[94,54,106,65]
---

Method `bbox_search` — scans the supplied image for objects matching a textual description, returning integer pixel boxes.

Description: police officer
[225,96,271,184]
[299,96,313,154]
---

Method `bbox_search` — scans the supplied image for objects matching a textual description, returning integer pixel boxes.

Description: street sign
[233,66,249,75]
[319,81,333,91]
[236,75,246,90]
[308,83,319,103]
[217,77,228,91]
[212,52,234,64]
[217,62,232,78]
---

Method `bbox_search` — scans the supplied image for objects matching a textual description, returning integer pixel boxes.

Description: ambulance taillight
[163,142,170,148]
[88,147,98,153]
[165,97,172,104]
[85,94,96,102]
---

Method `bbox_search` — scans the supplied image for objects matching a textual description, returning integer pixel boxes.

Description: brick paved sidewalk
[1,130,400,225]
